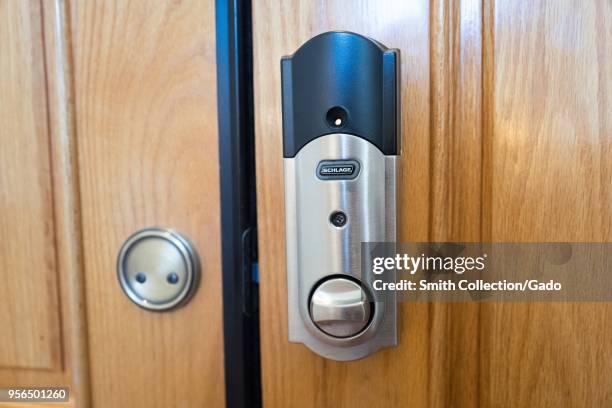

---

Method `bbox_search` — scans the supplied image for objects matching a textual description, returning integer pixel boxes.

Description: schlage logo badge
[316,160,360,180]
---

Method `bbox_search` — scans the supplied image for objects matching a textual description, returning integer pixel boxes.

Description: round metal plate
[117,227,199,311]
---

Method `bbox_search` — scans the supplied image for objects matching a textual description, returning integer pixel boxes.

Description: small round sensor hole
[330,211,348,228]
[326,106,348,128]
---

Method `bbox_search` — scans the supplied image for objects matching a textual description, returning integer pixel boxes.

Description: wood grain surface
[0,1,89,406]
[0,0,62,371]
[480,1,612,406]
[428,0,483,405]
[70,0,225,406]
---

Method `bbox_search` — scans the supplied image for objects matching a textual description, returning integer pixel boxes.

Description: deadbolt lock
[282,31,400,360]
[117,227,200,311]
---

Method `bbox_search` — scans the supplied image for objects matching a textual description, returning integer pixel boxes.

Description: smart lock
[282,31,399,360]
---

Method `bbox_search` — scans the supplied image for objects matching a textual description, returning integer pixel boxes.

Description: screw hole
[326,106,348,128]
[167,272,179,284]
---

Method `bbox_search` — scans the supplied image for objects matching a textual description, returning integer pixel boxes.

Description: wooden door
[0,0,225,407]
[0,1,89,406]
[254,1,611,407]
[72,0,225,406]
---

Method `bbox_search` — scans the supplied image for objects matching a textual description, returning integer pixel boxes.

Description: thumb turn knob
[309,277,372,338]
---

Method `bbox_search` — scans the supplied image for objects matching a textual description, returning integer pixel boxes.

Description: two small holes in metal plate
[135,272,179,284]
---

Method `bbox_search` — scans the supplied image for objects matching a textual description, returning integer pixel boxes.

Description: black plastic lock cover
[281,31,400,158]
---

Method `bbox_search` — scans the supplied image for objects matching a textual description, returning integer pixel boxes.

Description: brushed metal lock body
[282,31,400,360]
[117,227,200,311]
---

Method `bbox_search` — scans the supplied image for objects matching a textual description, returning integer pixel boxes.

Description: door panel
[0,0,89,405]
[70,0,225,407]
[480,1,612,406]
[255,0,611,407]
[2,1,231,406]
[0,0,61,371]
